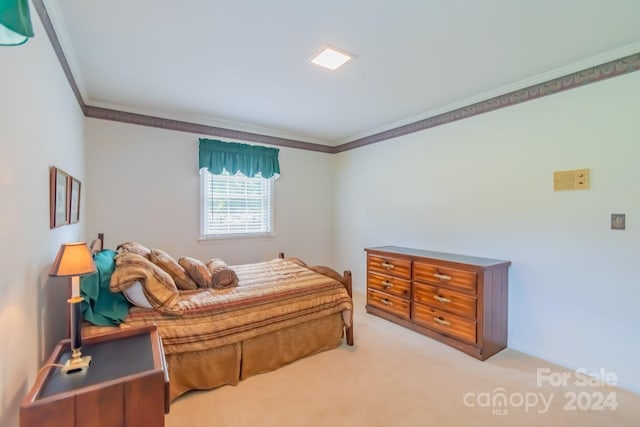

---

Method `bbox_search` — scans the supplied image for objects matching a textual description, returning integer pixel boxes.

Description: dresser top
[365,246,510,268]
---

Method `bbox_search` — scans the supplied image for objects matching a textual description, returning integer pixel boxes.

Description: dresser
[366,246,510,360]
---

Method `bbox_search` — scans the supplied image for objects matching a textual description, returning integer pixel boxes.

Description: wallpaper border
[84,106,335,153]
[335,53,640,153]
[33,1,640,154]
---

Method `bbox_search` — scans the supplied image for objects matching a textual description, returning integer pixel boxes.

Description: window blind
[202,170,273,237]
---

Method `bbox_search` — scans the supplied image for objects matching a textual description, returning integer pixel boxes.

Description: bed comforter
[118,258,353,355]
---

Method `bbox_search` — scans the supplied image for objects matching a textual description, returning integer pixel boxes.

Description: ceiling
[48,0,640,146]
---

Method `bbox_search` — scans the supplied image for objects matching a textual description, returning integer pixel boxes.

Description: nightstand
[20,325,170,427]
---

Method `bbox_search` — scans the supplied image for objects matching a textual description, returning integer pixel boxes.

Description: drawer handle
[433,272,451,281]
[381,262,395,270]
[381,298,394,306]
[433,317,451,326]
[381,280,393,288]
[433,295,451,304]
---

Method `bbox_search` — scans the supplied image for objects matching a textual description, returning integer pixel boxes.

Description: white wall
[85,119,335,266]
[0,11,86,427]
[333,71,640,392]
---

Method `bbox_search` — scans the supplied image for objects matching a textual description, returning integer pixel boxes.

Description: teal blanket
[80,249,130,326]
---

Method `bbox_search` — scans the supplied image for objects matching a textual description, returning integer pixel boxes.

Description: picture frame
[50,167,69,228]
[68,177,81,224]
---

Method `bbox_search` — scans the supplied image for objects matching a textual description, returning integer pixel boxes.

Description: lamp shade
[0,0,34,46]
[49,242,96,277]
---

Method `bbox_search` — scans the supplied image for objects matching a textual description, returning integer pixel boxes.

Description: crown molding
[334,52,640,153]
[84,106,335,153]
[32,0,86,115]
[39,0,88,101]
[33,0,640,155]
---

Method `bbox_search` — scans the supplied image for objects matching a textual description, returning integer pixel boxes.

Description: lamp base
[61,354,92,374]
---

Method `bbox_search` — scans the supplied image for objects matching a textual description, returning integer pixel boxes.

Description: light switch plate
[611,214,625,230]
[554,169,590,191]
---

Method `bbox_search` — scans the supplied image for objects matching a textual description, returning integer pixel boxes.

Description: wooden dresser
[365,246,510,360]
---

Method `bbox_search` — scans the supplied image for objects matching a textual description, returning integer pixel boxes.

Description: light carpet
[166,292,640,426]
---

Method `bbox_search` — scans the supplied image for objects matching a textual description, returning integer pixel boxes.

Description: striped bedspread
[120,258,353,354]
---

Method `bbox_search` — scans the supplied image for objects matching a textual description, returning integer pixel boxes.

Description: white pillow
[122,280,153,308]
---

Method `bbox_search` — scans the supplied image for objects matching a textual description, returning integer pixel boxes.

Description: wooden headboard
[89,233,104,254]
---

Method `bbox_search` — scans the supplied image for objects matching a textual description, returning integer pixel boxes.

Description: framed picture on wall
[68,177,81,224]
[50,167,69,228]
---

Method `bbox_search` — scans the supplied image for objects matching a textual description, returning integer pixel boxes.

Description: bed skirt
[167,312,344,401]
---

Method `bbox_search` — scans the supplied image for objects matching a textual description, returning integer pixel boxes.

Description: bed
[82,234,354,401]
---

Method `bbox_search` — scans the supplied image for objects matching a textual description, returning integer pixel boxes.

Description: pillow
[150,249,198,290]
[110,252,183,315]
[122,280,153,308]
[117,241,152,259]
[206,258,239,289]
[178,256,212,289]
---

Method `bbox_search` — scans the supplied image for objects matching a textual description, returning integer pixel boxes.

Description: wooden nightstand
[20,325,170,427]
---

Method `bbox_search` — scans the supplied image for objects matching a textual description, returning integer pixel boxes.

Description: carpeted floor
[166,292,640,426]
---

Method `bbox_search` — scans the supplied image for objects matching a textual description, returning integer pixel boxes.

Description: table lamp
[49,242,96,373]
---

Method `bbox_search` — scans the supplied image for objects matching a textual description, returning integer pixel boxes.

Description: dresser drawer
[413,282,477,319]
[413,303,477,344]
[413,262,477,293]
[367,288,410,320]
[367,255,411,279]
[368,271,411,298]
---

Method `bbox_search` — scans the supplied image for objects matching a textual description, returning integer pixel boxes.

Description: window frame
[199,169,275,240]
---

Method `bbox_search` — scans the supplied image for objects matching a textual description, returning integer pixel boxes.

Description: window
[200,169,274,238]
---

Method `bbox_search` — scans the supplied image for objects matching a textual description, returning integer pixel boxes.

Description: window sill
[198,233,276,243]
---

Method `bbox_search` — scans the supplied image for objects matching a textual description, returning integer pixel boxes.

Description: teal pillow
[80,249,130,326]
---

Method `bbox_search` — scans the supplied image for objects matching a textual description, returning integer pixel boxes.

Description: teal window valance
[199,138,280,178]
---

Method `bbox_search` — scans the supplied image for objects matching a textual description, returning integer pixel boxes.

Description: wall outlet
[611,214,625,230]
